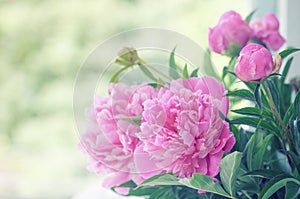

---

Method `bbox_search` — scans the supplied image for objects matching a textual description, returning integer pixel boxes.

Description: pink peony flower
[79,83,158,192]
[208,10,252,56]
[235,44,274,82]
[136,77,235,178]
[250,13,285,51]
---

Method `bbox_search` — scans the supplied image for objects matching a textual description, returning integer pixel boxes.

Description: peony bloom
[79,83,158,193]
[136,77,235,178]
[208,10,252,56]
[235,44,274,82]
[250,13,285,51]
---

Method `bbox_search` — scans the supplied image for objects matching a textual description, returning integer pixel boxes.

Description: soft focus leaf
[279,48,300,60]
[179,174,231,198]
[245,10,256,23]
[169,47,181,79]
[285,181,300,199]
[109,65,131,83]
[202,48,221,81]
[289,118,300,155]
[190,68,199,77]
[287,151,300,175]
[219,151,242,196]
[183,64,189,79]
[138,63,157,81]
[272,151,293,175]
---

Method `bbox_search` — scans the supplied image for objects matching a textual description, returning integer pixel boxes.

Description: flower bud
[116,47,139,65]
[250,14,285,51]
[235,44,274,82]
[208,10,252,56]
[273,54,282,73]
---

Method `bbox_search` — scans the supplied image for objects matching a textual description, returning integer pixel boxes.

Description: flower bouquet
[78,10,300,199]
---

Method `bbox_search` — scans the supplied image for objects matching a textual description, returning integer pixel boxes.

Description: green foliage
[279,48,300,60]
[245,10,256,23]
[169,47,181,79]
[219,152,242,197]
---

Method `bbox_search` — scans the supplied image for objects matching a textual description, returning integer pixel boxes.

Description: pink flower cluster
[208,11,285,56]
[208,10,251,56]
[79,77,235,191]
[79,83,158,194]
[137,77,235,178]
[250,14,285,51]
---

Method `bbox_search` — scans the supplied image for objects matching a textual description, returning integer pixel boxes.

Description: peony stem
[262,82,295,169]
[138,59,173,81]
[262,83,287,134]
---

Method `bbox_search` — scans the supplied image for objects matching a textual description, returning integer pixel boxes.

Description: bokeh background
[0,0,266,198]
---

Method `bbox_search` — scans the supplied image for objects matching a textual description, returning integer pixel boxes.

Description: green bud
[117,47,139,65]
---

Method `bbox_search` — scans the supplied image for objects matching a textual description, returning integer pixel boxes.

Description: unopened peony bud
[235,44,274,82]
[116,47,139,65]
[208,10,252,57]
[250,14,285,51]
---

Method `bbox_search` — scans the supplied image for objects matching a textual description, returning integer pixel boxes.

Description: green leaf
[289,118,300,155]
[244,81,258,91]
[253,134,274,169]
[138,63,157,81]
[243,169,284,179]
[231,107,272,119]
[202,48,221,81]
[287,151,300,175]
[169,47,181,79]
[190,68,199,77]
[226,89,254,101]
[281,57,294,83]
[245,10,256,23]
[265,79,281,113]
[183,64,189,79]
[230,117,279,135]
[245,132,257,171]
[109,65,131,83]
[283,91,300,125]
[140,173,182,187]
[254,84,262,109]
[179,174,232,198]
[237,167,260,193]
[279,48,300,60]
[219,152,243,196]
[229,124,240,151]
[285,181,300,199]
[149,188,168,199]
[259,175,300,199]
[128,187,159,196]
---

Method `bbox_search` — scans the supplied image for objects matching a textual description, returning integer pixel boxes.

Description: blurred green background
[0,0,246,198]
